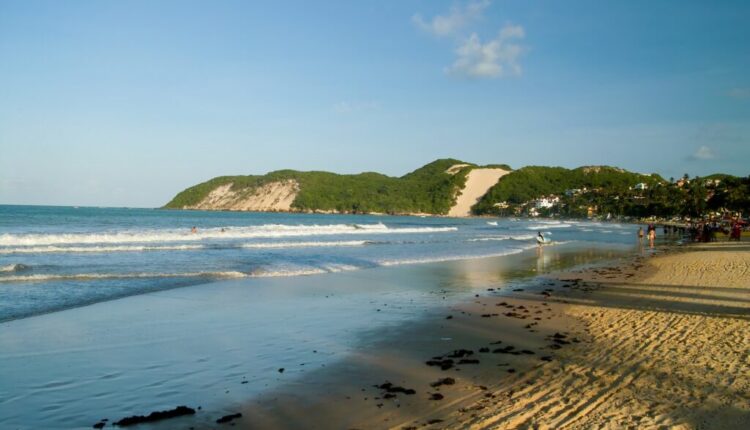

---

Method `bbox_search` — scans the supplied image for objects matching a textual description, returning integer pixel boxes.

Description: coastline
[0,242,633,429]
[184,242,749,429]
[3,239,747,429]
[451,242,750,429]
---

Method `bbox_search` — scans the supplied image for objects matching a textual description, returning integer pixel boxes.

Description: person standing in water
[638,227,644,241]
[191,226,197,234]
[536,231,545,246]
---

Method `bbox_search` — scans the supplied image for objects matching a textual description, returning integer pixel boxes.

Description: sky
[1,0,749,207]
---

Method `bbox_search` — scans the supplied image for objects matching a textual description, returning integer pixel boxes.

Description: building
[534,196,560,209]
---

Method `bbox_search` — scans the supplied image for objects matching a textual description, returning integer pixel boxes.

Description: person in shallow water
[191,226,197,234]
[537,231,545,246]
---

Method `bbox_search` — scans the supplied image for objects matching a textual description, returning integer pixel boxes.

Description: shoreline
[143,244,647,429]
[454,242,750,429]
[3,240,747,429]
[0,242,635,429]
[174,241,749,429]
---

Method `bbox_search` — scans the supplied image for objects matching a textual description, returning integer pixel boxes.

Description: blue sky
[1,0,748,207]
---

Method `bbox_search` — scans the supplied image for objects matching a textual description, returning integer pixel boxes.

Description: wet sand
[0,243,631,429]
[4,241,746,429]
[212,243,750,429]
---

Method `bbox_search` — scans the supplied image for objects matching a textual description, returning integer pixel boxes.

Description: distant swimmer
[536,231,545,246]
[191,226,197,234]
[220,228,226,233]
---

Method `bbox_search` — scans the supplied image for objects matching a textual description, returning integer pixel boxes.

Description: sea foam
[0,223,457,247]
[0,271,247,283]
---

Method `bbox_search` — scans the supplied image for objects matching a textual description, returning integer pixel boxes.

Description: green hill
[472,166,664,214]
[165,160,747,218]
[164,159,482,215]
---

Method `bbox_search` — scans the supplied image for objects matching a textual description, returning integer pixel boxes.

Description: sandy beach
[224,242,750,429]
[2,239,748,429]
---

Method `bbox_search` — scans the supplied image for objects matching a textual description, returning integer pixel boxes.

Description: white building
[534,196,560,209]
[634,183,648,190]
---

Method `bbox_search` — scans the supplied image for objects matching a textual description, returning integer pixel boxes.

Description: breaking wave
[468,234,536,242]
[378,247,532,267]
[526,223,572,230]
[0,223,457,247]
[241,240,370,249]
[0,240,373,254]
[0,263,30,272]
[0,271,247,283]
[0,244,205,254]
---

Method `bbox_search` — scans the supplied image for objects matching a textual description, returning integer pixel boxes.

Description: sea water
[0,205,643,322]
[0,205,651,428]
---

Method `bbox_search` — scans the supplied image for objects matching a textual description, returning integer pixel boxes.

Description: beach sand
[228,243,749,429]
[4,241,746,429]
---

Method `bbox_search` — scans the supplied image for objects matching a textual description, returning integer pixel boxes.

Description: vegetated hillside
[473,166,665,215]
[165,159,495,215]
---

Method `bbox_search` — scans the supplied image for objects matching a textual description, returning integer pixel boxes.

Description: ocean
[0,205,653,429]
[0,205,643,322]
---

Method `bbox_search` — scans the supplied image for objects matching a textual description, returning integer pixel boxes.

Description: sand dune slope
[187,180,299,211]
[448,168,509,217]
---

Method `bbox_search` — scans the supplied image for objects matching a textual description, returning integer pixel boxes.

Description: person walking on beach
[648,224,656,243]
[730,222,742,241]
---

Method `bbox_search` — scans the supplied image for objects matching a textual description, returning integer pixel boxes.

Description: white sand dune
[448,167,510,217]
[187,180,299,211]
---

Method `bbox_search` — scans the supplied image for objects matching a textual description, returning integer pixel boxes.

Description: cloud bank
[413,1,525,79]
[412,0,490,37]
[691,146,716,160]
[447,25,525,78]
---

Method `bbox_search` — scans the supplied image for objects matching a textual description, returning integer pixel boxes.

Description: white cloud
[412,0,490,37]
[333,101,379,114]
[446,24,525,78]
[691,145,716,160]
[728,87,750,99]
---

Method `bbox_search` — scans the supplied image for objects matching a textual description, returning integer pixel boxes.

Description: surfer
[536,231,545,246]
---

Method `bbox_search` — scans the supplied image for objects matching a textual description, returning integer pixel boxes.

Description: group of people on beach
[638,220,745,244]
[686,220,744,242]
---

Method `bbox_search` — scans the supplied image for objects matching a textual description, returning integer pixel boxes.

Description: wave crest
[0,224,457,247]
[0,271,247,283]
[0,263,30,272]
